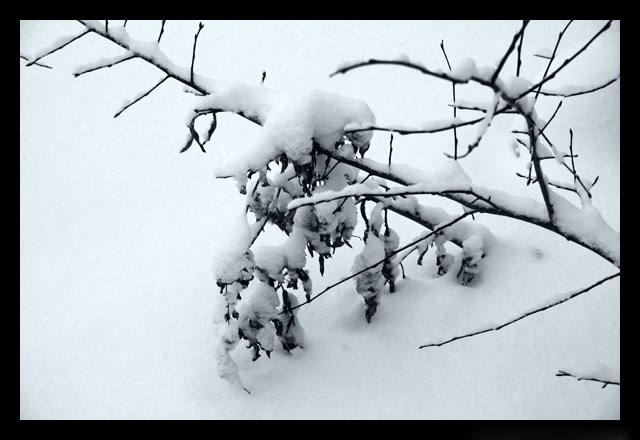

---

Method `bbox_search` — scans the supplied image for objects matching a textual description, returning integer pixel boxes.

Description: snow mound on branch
[214,89,375,177]
[212,213,254,283]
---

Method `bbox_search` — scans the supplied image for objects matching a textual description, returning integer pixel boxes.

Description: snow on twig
[538,75,619,98]
[73,53,136,77]
[556,369,620,389]
[25,29,92,67]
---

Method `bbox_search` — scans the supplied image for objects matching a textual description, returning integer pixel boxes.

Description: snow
[448,57,477,82]
[212,88,375,177]
[21,20,619,420]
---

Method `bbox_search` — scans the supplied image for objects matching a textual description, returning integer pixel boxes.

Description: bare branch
[158,20,166,44]
[419,272,620,348]
[556,370,620,389]
[113,75,170,119]
[491,20,529,84]
[516,20,526,76]
[539,100,563,136]
[330,58,469,84]
[20,54,52,69]
[534,20,573,101]
[569,129,576,175]
[515,173,577,193]
[191,22,204,83]
[521,20,613,101]
[440,40,458,159]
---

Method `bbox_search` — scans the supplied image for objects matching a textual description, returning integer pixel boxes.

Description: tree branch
[286,210,477,313]
[556,370,620,389]
[113,75,170,118]
[538,76,619,98]
[20,54,52,69]
[521,20,613,101]
[288,187,498,212]
[316,145,619,267]
[78,20,209,96]
[158,20,166,44]
[191,22,204,83]
[73,53,136,77]
[419,272,620,348]
[440,40,458,159]
[491,20,529,84]
[25,29,92,67]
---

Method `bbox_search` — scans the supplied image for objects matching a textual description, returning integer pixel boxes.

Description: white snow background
[20,20,620,419]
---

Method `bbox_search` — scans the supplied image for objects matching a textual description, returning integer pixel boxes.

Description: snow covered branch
[24,29,92,67]
[24,20,619,387]
[316,143,619,267]
[418,272,619,348]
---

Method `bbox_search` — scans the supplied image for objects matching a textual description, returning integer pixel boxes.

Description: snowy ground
[20,20,620,419]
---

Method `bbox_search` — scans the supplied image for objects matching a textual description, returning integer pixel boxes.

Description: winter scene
[20,20,620,421]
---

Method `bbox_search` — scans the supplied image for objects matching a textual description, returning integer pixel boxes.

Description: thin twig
[289,188,497,211]
[515,173,577,193]
[556,370,620,389]
[388,133,394,166]
[286,210,477,313]
[538,76,619,98]
[114,75,170,118]
[516,20,526,76]
[440,40,458,159]
[569,129,576,175]
[491,20,529,84]
[249,217,270,247]
[191,22,204,83]
[19,54,52,69]
[158,20,166,44]
[533,20,572,100]
[73,54,136,77]
[448,97,500,159]
[523,20,613,101]
[77,21,208,96]
[25,29,92,66]
[345,114,497,136]
[314,143,618,267]
[539,101,563,137]
[419,272,620,348]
